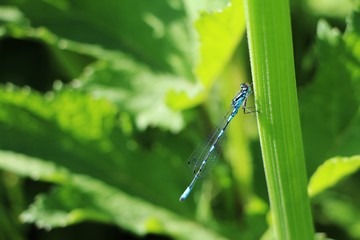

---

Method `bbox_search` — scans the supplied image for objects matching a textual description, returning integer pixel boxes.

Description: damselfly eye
[240,83,248,89]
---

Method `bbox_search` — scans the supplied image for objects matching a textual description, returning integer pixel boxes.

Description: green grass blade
[243,0,314,239]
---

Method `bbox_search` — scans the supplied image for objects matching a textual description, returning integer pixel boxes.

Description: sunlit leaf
[76,60,186,132]
[195,0,245,87]
[314,232,335,240]
[308,155,360,197]
[0,84,187,209]
[167,0,246,110]
[306,0,356,18]
[1,0,246,131]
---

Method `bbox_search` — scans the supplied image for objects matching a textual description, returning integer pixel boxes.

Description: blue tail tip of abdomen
[179,187,191,202]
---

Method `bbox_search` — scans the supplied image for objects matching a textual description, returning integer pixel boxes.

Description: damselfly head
[240,83,248,89]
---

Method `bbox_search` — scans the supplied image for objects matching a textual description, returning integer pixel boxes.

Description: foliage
[300,7,360,240]
[0,0,359,240]
[308,156,360,198]
[300,13,360,173]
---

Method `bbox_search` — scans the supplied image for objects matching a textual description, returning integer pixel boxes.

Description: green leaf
[0,151,227,239]
[308,155,360,197]
[299,11,360,173]
[314,232,335,240]
[0,1,199,131]
[12,0,196,79]
[0,1,246,131]
[0,150,69,184]
[167,0,246,110]
[0,84,184,207]
[260,229,336,240]
[0,83,117,142]
[306,0,356,18]
[76,60,187,132]
[0,1,259,239]
[195,0,245,87]
[0,6,25,25]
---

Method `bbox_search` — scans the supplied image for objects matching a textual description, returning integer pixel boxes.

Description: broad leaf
[195,0,245,87]
[308,155,360,197]
[0,151,228,240]
[299,10,360,174]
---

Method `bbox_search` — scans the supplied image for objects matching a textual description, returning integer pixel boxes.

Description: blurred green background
[0,0,359,239]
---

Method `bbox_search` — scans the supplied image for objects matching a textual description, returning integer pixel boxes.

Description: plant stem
[242,0,314,239]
